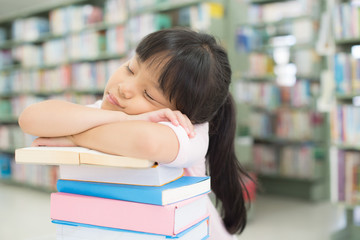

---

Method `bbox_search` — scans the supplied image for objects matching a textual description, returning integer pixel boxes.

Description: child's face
[101,55,174,114]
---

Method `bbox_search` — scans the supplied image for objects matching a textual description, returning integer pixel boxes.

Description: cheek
[105,75,118,88]
[127,100,159,115]
[106,68,124,86]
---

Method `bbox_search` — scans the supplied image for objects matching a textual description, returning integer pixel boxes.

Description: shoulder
[159,122,208,141]
[159,122,209,168]
[86,100,102,109]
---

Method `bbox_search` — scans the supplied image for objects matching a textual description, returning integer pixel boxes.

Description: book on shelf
[15,147,154,168]
[53,217,209,240]
[0,154,11,179]
[336,150,360,204]
[51,192,209,236]
[57,176,210,205]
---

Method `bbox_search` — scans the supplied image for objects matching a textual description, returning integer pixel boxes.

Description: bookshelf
[231,0,330,201]
[0,0,227,190]
[329,0,360,238]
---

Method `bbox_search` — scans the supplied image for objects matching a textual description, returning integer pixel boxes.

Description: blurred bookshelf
[329,0,360,239]
[0,0,228,190]
[230,0,330,201]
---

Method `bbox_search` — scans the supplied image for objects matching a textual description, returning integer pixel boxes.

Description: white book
[54,217,209,240]
[59,163,184,186]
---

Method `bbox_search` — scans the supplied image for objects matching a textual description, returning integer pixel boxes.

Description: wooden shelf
[258,173,323,183]
[0,116,18,124]
[0,148,16,154]
[0,178,55,193]
[249,0,290,4]
[333,143,360,151]
[239,15,317,28]
[253,136,325,145]
[335,37,360,45]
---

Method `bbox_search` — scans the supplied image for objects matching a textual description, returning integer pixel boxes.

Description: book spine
[51,192,206,236]
[57,179,164,205]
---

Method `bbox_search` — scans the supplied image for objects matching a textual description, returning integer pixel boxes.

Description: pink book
[50,192,208,236]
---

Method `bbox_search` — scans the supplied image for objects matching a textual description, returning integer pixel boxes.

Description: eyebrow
[135,55,163,91]
[135,56,169,107]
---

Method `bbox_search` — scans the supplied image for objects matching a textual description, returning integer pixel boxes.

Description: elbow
[18,108,33,135]
[137,125,179,163]
[138,133,162,158]
[18,99,60,136]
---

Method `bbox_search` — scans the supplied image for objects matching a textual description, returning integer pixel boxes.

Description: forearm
[71,121,179,163]
[18,100,128,137]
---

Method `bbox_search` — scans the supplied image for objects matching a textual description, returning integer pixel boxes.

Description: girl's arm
[70,121,179,163]
[18,100,127,137]
[19,100,194,138]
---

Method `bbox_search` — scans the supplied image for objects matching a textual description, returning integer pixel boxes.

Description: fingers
[135,108,196,138]
[31,137,51,147]
[163,109,195,138]
[162,109,180,126]
[31,138,41,147]
[31,136,76,147]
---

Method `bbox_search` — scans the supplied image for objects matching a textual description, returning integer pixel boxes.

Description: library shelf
[232,0,329,201]
[330,0,360,238]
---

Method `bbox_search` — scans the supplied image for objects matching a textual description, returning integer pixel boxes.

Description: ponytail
[206,94,252,234]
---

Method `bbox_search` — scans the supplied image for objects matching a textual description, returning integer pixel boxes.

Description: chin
[100,101,114,111]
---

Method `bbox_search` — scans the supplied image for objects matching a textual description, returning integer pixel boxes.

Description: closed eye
[144,90,155,101]
[126,64,134,74]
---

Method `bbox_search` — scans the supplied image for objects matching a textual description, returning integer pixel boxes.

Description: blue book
[53,217,209,240]
[57,176,210,205]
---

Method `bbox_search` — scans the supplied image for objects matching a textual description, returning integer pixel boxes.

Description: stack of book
[15,146,211,239]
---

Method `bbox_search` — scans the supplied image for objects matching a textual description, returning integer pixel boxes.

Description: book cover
[15,147,154,168]
[53,217,209,240]
[51,192,209,236]
[57,176,210,205]
[59,163,184,186]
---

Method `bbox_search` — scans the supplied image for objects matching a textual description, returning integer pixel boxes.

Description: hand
[132,108,196,138]
[31,136,77,147]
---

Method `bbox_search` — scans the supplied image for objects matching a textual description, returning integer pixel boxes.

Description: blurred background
[0,0,359,239]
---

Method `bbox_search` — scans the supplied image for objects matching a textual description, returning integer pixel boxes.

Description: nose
[118,82,134,99]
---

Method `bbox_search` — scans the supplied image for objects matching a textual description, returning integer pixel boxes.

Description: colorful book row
[10,159,59,190]
[236,80,317,109]
[334,52,360,95]
[236,18,315,52]
[8,28,126,68]
[0,125,34,150]
[11,1,115,40]
[247,0,320,24]
[0,95,100,120]
[333,2,360,40]
[331,104,360,145]
[250,110,325,141]
[49,5,104,36]
[253,143,323,179]
[0,59,125,94]
[245,50,320,78]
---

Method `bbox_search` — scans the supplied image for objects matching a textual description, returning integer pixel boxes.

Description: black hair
[136,28,252,234]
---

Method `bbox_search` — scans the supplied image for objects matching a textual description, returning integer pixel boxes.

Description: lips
[106,92,124,108]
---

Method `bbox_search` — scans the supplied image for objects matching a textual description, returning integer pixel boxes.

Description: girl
[19,28,251,239]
